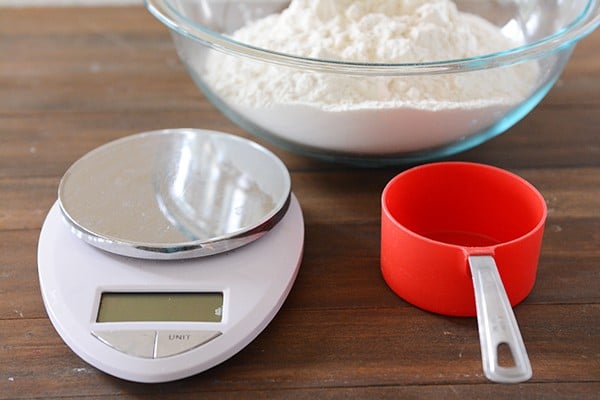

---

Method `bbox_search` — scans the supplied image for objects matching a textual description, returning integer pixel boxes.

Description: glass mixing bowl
[146,0,598,166]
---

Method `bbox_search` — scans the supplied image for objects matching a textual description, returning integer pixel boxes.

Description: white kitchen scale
[37,129,304,383]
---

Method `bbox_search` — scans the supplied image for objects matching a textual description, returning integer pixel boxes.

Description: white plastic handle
[468,255,532,383]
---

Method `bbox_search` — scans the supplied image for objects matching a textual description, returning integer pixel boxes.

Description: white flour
[201,0,539,155]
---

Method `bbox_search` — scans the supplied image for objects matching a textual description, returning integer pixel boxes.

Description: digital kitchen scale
[37,129,304,383]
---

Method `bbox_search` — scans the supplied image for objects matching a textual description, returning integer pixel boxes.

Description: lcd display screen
[96,292,223,323]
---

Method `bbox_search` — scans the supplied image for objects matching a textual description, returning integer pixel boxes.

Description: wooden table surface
[1,6,598,399]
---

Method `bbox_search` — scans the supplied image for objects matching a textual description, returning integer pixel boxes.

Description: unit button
[92,330,156,358]
[155,330,221,358]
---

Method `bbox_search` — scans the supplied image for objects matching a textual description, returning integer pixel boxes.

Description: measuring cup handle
[468,255,532,383]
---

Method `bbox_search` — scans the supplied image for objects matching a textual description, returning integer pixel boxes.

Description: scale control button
[92,330,156,358]
[155,330,222,358]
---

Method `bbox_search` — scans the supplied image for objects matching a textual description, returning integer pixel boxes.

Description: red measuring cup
[381,162,546,383]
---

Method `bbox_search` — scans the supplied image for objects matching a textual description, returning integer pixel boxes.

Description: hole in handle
[497,342,516,368]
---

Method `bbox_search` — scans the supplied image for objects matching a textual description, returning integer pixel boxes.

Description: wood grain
[0,6,598,399]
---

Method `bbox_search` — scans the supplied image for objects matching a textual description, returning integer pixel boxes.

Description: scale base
[38,195,304,383]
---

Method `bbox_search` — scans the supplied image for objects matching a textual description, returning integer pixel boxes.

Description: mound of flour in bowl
[202,0,539,155]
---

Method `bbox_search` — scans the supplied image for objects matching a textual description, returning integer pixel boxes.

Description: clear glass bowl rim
[145,0,599,75]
